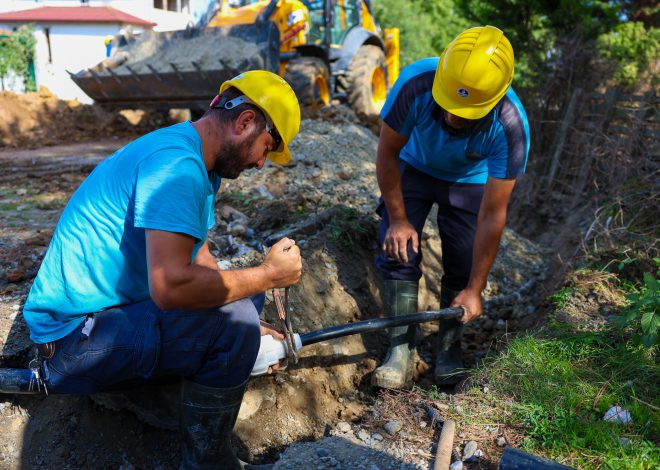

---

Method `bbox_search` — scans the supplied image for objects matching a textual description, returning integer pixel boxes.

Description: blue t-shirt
[23,121,221,344]
[381,58,530,184]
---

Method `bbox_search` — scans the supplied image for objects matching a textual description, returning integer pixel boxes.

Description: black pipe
[500,447,574,469]
[0,307,464,395]
[300,307,464,346]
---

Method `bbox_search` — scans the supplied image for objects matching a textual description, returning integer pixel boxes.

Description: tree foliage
[453,0,624,90]
[597,21,660,87]
[0,24,36,92]
[372,0,469,66]
[373,1,656,92]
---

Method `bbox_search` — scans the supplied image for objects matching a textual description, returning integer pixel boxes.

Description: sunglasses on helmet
[213,95,283,151]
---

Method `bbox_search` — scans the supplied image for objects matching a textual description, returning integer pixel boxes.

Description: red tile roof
[0,6,155,26]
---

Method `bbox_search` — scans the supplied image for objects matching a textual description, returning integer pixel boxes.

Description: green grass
[328,206,373,247]
[548,286,575,309]
[0,201,20,211]
[474,330,659,469]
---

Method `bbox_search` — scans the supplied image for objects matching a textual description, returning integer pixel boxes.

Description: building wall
[0,1,154,15]
[0,1,204,30]
[0,21,123,102]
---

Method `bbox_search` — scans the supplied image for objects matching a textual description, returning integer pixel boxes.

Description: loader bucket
[71,21,280,111]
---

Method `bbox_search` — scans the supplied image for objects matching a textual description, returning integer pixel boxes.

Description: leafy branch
[0,24,36,92]
[619,260,660,348]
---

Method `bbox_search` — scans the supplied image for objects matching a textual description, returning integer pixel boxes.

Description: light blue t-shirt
[381,58,530,184]
[23,122,221,343]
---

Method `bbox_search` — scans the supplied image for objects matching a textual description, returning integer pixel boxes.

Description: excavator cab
[280,0,400,117]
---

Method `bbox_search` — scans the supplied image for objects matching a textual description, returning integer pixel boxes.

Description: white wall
[0,21,124,102]
[0,0,201,30]
[0,1,154,15]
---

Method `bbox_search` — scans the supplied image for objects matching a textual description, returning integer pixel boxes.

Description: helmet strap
[212,94,255,110]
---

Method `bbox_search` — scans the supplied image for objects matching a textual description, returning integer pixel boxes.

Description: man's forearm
[376,124,409,222]
[466,212,507,293]
[152,263,271,311]
[377,152,407,222]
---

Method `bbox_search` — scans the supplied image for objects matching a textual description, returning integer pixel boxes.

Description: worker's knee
[194,298,261,388]
[376,254,423,282]
[219,297,261,354]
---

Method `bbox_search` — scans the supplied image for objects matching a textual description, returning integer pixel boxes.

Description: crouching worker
[21,71,302,469]
[372,26,530,389]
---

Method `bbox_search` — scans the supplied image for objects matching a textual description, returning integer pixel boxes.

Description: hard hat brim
[432,82,499,120]
[267,144,291,165]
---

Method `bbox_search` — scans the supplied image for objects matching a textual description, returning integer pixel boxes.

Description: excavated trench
[0,108,549,469]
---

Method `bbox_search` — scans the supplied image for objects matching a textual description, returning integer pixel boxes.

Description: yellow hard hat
[104,35,114,47]
[432,25,514,120]
[219,70,301,164]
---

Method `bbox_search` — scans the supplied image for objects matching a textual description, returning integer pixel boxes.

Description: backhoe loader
[71,0,399,118]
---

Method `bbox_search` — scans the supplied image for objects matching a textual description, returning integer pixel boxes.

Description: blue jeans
[39,297,262,394]
[376,162,485,291]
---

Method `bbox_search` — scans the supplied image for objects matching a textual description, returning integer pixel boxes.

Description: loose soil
[0,88,171,149]
[0,91,550,469]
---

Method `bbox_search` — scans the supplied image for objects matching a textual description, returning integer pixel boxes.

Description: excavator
[72,0,399,118]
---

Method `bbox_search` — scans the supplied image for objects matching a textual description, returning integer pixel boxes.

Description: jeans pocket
[43,328,104,394]
[42,357,101,394]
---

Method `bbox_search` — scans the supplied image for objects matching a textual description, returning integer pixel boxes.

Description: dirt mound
[0,88,166,149]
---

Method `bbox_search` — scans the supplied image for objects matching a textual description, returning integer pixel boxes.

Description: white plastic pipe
[251,333,302,376]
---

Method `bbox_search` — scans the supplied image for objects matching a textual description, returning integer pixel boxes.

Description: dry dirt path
[0,139,131,182]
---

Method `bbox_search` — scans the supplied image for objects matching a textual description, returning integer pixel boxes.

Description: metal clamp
[272,288,299,364]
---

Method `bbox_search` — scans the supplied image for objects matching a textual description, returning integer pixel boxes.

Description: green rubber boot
[179,379,273,470]
[371,280,419,389]
[434,286,465,385]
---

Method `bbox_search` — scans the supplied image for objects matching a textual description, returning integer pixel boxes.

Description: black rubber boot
[179,379,272,470]
[434,286,465,385]
[371,280,419,389]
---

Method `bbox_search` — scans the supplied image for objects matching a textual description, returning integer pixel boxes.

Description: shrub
[0,24,36,92]
[619,263,660,348]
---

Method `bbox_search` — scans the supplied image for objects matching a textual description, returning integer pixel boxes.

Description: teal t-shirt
[23,122,221,343]
[381,58,530,184]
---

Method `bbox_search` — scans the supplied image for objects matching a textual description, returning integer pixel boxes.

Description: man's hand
[259,320,284,374]
[259,320,284,340]
[261,237,302,288]
[383,220,419,263]
[453,288,483,324]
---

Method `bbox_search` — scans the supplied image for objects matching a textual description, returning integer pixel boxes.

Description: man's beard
[212,131,257,179]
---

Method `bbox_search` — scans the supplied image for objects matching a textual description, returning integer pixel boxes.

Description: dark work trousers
[38,296,262,394]
[376,162,486,291]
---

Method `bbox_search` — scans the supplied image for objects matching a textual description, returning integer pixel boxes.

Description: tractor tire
[345,45,388,119]
[284,57,331,114]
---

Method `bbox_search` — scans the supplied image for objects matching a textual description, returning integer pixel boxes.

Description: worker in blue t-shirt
[22,71,301,468]
[372,26,530,390]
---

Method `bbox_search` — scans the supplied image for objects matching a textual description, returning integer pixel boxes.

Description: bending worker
[372,26,530,389]
[22,71,301,469]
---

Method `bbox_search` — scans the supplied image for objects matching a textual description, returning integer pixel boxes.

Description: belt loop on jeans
[37,342,56,359]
